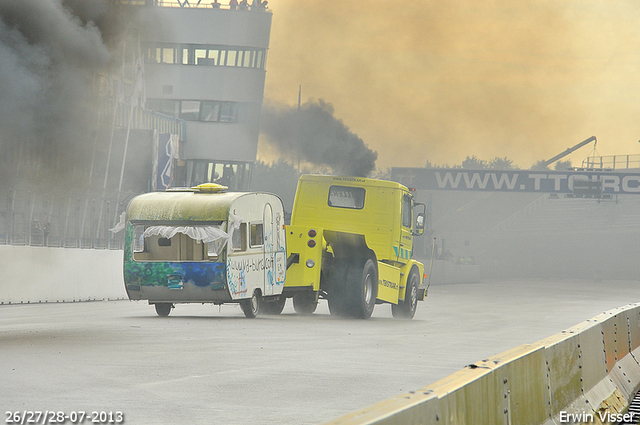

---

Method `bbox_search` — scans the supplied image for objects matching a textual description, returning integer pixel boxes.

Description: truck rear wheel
[347,259,377,319]
[328,294,348,316]
[327,259,349,317]
[392,267,419,319]
[240,291,261,318]
[293,292,318,315]
[262,295,286,315]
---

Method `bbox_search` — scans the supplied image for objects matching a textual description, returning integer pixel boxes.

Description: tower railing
[581,154,640,170]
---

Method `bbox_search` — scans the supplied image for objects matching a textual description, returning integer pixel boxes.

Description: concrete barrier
[428,260,480,285]
[0,245,126,304]
[325,303,640,425]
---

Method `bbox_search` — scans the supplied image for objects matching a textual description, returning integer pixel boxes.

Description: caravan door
[263,203,275,296]
[262,201,286,296]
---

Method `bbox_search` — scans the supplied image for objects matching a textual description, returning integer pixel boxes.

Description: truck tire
[293,292,318,315]
[240,291,261,318]
[328,294,349,316]
[155,303,173,317]
[392,267,419,319]
[347,259,377,319]
[327,259,350,316]
[262,295,286,315]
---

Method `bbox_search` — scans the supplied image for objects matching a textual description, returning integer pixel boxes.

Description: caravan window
[131,223,227,262]
[232,223,247,252]
[133,225,145,252]
[206,242,218,260]
[249,223,263,248]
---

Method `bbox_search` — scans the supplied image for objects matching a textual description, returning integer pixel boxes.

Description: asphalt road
[1,279,638,425]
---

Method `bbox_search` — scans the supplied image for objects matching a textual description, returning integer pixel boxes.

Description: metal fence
[582,154,640,170]
[100,99,187,141]
[0,188,139,250]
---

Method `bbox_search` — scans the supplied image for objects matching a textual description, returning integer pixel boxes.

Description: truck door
[398,193,413,262]
[263,203,275,296]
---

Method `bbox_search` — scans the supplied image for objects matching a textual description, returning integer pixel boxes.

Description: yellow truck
[283,175,427,319]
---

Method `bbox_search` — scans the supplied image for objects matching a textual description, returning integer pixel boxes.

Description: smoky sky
[260,99,378,177]
[0,0,134,186]
[263,1,640,169]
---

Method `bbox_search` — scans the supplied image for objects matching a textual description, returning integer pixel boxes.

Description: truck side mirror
[414,213,425,236]
[412,202,426,236]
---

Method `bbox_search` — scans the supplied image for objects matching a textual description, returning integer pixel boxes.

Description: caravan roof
[127,189,245,222]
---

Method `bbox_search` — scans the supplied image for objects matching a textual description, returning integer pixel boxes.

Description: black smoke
[260,99,378,177]
[0,0,135,187]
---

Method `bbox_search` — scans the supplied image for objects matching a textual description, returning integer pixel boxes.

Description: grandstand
[404,174,640,282]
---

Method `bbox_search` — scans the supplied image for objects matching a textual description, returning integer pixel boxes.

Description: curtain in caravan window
[143,225,228,255]
[142,215,243,256]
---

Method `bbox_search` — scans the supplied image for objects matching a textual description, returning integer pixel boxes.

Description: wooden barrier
[325,303,640,425]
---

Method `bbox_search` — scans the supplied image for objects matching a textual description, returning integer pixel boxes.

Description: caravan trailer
[123,184,286,318]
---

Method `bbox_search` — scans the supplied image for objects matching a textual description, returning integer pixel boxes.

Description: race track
[1,279,638,424]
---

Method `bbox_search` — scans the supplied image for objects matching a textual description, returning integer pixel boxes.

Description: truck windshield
[402,195,412,228]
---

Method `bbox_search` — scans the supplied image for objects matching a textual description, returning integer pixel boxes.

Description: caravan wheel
[155,303,173,317]
[240,291,261,318]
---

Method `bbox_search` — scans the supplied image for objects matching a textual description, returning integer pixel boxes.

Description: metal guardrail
[0,188,138,250]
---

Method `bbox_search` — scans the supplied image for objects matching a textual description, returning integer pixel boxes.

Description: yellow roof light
[191,183,228,193]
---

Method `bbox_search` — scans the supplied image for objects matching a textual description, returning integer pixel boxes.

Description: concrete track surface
[1,279,638,425]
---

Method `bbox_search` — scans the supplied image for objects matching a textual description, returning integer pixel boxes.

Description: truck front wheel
[347,259,377,319]
[293,292,318,315]
[392,267,419,319]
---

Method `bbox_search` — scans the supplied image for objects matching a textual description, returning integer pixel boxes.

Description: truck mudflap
[397,260,426,302]
[417,287,427,301]
[376,261,401,304]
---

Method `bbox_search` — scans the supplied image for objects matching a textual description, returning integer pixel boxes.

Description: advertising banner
[391,168,640,195]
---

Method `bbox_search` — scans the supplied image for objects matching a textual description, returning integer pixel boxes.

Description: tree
[531,160,550,170]
[554,160,572,170]
[371,168,392,180]
[488,157,518,170]
[461,156,488,169]
[424,160,449,169]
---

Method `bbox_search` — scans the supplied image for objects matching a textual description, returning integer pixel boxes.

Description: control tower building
[142,2,272,190]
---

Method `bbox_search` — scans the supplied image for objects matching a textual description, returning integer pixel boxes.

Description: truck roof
[126,189,247,222]
[298,174,409,191]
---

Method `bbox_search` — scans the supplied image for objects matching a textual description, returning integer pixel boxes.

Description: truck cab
[284,175,426,319]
